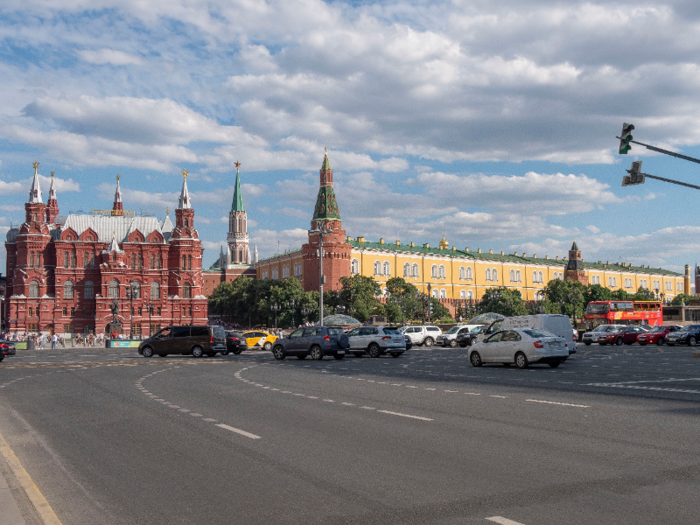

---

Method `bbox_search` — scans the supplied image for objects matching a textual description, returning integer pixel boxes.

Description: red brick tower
[302,150,351,292]
[564,238,588,285]
[45,170,60,224]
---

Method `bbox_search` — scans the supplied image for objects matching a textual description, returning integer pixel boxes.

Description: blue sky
[2,0,700,273]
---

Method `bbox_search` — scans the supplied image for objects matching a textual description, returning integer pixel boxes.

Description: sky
[2,0,700,274]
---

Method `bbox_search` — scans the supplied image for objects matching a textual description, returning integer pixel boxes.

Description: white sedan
[468,328,569,369]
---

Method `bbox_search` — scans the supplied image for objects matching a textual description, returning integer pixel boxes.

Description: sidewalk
[0,467,26,525]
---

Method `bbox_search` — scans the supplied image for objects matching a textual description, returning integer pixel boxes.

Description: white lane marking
[424,387,436,391]
[444,390,458,393]
[216,423,261,440]
[486,517,527,525]
[360,406,376,410]
[341,402,355,406]
[203,418,217,422]
[526,399,590,408]
[464,392,481,396]
[307,396,319,399]
[490,395,507,399]
[377,410,433,421]
[323,399,335,402]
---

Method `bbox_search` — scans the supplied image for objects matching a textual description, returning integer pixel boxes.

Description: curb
[0,466,25,525]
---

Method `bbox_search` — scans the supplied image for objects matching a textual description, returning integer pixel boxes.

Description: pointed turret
[113,174,124,215]
[46,170,60,223]
[227,162,250,264]
[232,163,245,212]
[178,169,192,209]
[29,161,43,203]
[571,238,579,251]
[103,232,124,255]
[312,148,340,221]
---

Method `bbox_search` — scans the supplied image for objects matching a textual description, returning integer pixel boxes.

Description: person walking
[51,333,58,350]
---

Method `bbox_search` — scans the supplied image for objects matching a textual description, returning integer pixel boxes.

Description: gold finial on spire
[439,233,449,250]
[234,161,241,172]
[182,169,188,180]
[112,230,115,238]
[51,170,54,178]
[166,206,170,215]
[33,161,39,173]
[325,146,327,154]
[116,174,120,182]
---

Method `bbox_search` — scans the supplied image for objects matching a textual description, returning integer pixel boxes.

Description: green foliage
[385,277,423,323]
[584,284,613,305]
[477,287,528,317]
[542,279,586,321]
[633,287,655,301]
[429,298,452,321]
[338,275,385,322]
[672,293,694,306]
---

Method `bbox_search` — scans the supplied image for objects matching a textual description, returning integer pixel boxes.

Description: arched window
[460,290,466,299]
[29,281,39,298]
[412,263,419,278]
[182,282,191,299]
[351,259,359,275]
[184,218,189,227]
[459,266,465,280]
[432,288,439,298]
[130,281,141,299]
[37,254,41,267]
[188,255,192,270]
[151,254,155,269]
[440,289,446,299]
[112,253,116,262]
[439,265,446,279]
[492,268,498,282]
[84,252,89,268]
[538,271,543,283]
[182,255,186,269]
[383,261,390,276]
[63,252,69,268]
[510,269,515,282]
[272,268,279,279]
[131,254,136,268]
[532,270,538,283]
[151,282,160,299]
[466,267,473,279]
[72,253,76,268]
[29,252,34,267]
[467,290,473,300]
[404,263,411,278]
[84,281,94,299]
[431,265,438,278]
[282,265,289,279]
[64,281,74,299]
[374,261,382,276]
[516,270,521,282]
[109,280,119,298]
[157,254,162,269]
[139,254,144,269]
[486,268,492,281]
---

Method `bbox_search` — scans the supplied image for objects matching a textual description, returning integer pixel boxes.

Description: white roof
[62,215,163,243]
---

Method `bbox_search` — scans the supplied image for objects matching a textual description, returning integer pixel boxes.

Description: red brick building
[3,163,208,336]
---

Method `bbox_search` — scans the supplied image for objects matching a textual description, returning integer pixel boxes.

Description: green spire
[231,163,245,212]
[321,148,331,171]
[312,186,341,221]
[571,238,578,251]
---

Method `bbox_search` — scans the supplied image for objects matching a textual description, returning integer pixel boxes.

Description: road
[1,344,700,525]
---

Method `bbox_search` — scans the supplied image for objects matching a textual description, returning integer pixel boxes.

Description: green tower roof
[312,185,341,221]
[571,239,579,251]
[231,168,245,212]
[321,151,331,171]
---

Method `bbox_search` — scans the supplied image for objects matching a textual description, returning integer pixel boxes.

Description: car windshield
[591,325,612,332]
[650,326,666,333]
[398,327,407,333]
[523,329,558,338]
[445,326,461,334]
[608,327,625,333]
[470,325,485,334]
[586,303,610,314]
[383,328,400,334]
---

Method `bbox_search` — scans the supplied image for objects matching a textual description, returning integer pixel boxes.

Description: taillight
[381,336,391,340]
[573,335,576,341]
[323,335,330,341]
[534,340,544,348]
[210,336,214,343]
[231,338,239,343]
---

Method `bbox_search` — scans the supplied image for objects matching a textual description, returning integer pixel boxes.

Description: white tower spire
[178,169,192,209]
[29,161,43,203]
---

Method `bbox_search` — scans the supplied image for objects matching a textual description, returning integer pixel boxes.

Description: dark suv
[225,331,249,354]
[138,325,227,358]
[666,325,700,347]
[0,340,16,362]
[272,326,350,360]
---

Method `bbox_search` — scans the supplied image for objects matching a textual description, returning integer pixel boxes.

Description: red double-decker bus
[584,300,663,329]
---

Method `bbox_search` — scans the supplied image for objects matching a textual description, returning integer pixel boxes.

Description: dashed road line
[526,399,590,408]
[377,410,433,421]
[486,517,527,525]
[216,423,261,440]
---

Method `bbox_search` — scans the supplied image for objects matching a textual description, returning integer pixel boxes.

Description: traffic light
[622,160,645,186]
[428,303,433,315]
[619,122,634,154]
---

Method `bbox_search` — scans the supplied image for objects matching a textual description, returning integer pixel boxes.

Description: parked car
[499,314,577,354]
[0,340,16,362]
[138,325,227,357]
[436,325,482,348]
[347,326,406,358]
[600,325,649,346]
[403,335,413,351]
[468,328,569,369]
[582,324,625,345]
[241,330,278,351]
[272,326,350,360]
[398,326,442,347]
[225,331,249,354]
[666,325,700,347]
[456,325,487,347]
[473,320,505,344]
[637,325,682,346]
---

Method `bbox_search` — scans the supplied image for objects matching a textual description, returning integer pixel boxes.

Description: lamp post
[426,283,432,323]
[146,297,154,337]
[568,288,582,330]
[126,282,137,338]
[336,305,346,316]
[286,298,297,327]
[308,222,333,326]
[301,306,312,325]
[271,302,281,329]
[0,293,4,334]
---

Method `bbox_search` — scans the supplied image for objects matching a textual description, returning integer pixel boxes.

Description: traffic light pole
[636,172,700,191]
[616,136,700,165]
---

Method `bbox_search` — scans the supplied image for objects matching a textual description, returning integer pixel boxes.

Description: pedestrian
[51,333,58,349]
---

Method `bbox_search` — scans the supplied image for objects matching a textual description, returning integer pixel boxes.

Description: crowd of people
[1,332,105,348]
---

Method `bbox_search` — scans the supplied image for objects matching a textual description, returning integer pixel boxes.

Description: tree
[633,287,655,301]
[584,284,613,306]
[385,277,423,323]
[477,287,528,317]
[338,275,385,322]
[542,279,586,323]
[672,293,694,306]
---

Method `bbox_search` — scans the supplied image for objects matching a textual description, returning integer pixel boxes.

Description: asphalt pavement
[2,343,700,524]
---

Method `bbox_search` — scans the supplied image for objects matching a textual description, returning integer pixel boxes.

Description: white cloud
[77,49,145,66]
[252,227,309,259]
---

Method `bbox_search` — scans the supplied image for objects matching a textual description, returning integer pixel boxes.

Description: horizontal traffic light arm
[643,172,700,191]
[616,136,700,165]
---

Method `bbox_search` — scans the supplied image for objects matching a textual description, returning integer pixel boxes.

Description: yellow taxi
[241,331,278,351]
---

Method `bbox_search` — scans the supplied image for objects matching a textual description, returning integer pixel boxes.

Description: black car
[225,331,249,354]
[272,326,350,360]
[456,325,486,347]
[138,325,227,357]
[666,325,700,347]
[0,340,16,362]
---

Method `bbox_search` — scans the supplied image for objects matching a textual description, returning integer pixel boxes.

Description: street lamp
[301,306,312,324]
[271,302,281,329]
[286,298,297,327]
[308,222,333,326]
[336,305,346,315]
[126,282,137,339]
[568,288,582,330]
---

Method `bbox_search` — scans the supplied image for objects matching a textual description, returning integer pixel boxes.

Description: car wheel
[233,349,242,355]
[142,346,154,358]
[549,361,561,368]
[297,354,307,360]
[158,354,167,358]
[263,342,272,351]
[333,354,344,360]
[221,350,230,356]
[657,337,665,346]
[207,351,217,357]
[0,357,3,362]
[615,337,623,346]
[689,337,697,347]
[449,339,457,348]
[310,345,324,360]
[584,342,591,346]
[191,346,204,358]
[368,343,381,358]
[469,351,482,367]
[423,337,434,347]
[352,352,364,357]
[515,352,528,369]
[390,352,402,358]
[273,346,285,360]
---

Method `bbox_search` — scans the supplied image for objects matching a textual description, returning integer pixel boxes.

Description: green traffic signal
[619,122,634,154]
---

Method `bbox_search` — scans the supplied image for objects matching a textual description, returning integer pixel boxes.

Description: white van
[500,314,577,355]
